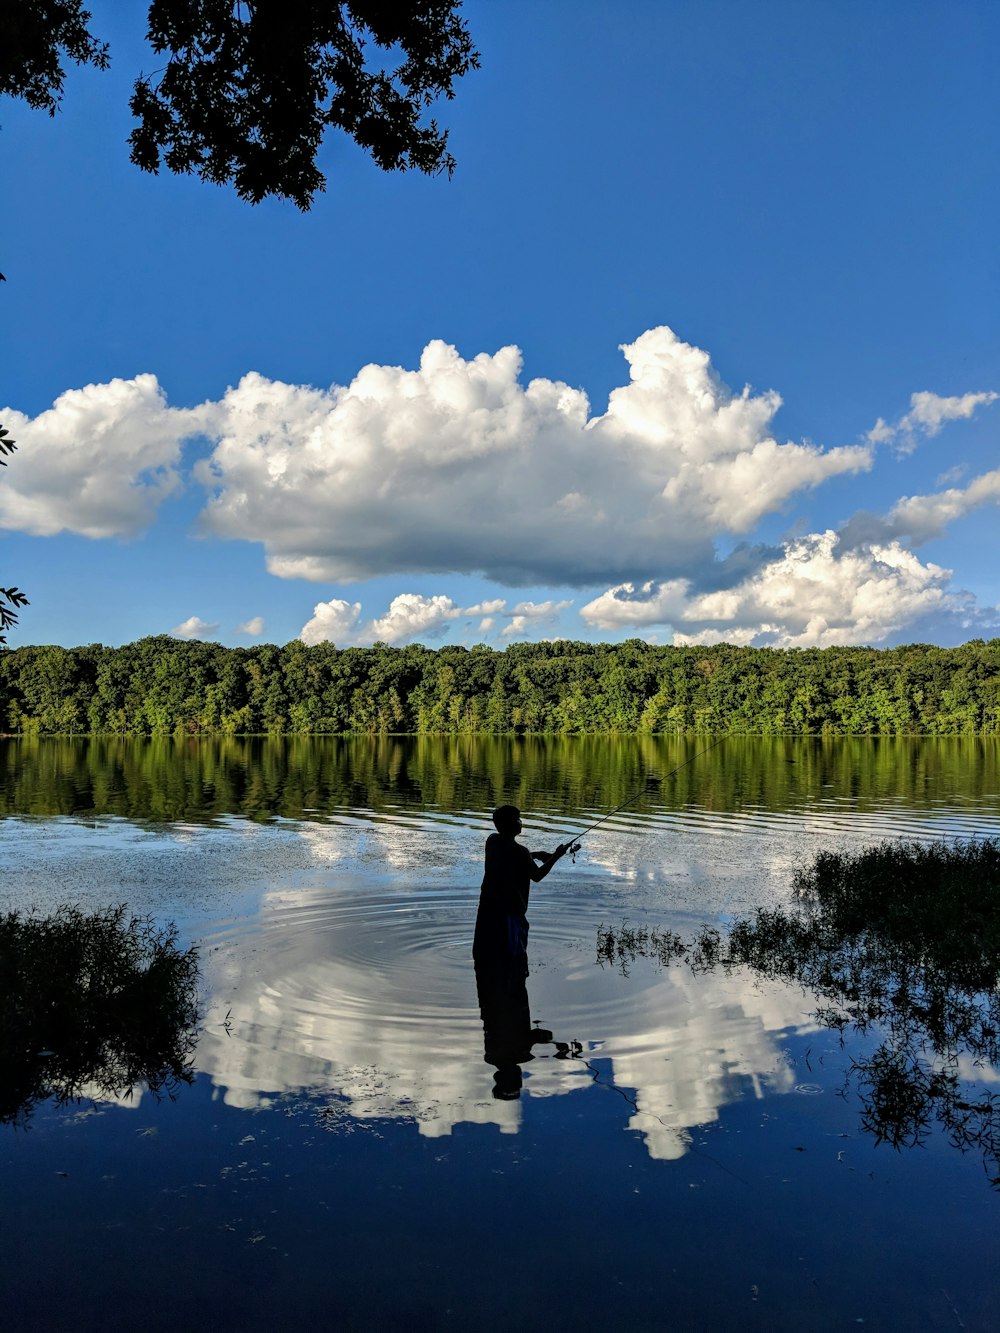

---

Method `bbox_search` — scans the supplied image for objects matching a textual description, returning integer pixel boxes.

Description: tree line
[2,636,1000,736]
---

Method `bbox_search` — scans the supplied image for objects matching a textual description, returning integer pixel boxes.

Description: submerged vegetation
[0,904,200,1125]
[2,637,1000,736]
[599,838,1000,1184]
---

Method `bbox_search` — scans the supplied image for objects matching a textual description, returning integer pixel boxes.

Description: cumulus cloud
[583,444,1000,647]
[500,599,573,637]
[299,599,363,646]
[9,334,994,652]
[0,375,204,538]
[369,593,462,643]
[839,467,1000,549]
[194,327,871,588]
[867,390,997,453]
[300,593,463,647]
[581,532,958,647]
[171,615,220,640]
[299,592,575,646]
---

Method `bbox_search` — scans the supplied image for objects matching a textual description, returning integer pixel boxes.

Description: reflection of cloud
[198,941,521,1137]
[195,883,813,1158]
[593,970,802,1159]
[77,1084,143,1110]
[290,818,477,877]
[956,1055,1000,1086]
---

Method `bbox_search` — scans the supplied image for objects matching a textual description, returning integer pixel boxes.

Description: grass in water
[0,903,200,1125]
[599,838,1000,1185]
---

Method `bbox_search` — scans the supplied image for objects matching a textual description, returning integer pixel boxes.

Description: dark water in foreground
[3,737,1000,1330]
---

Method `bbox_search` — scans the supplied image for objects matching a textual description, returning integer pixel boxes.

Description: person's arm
[527,843,573,883]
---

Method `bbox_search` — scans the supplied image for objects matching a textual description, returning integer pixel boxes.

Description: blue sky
[2,0,998,650]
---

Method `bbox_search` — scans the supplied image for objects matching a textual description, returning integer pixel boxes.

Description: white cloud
[502,618,530,638]
[9,338,994,653]
[582,532,956,647]
[500,599,573,637]
[301,593,459,647]
[299,592,577,647]
[369,593,462,644]
[170,615,220,640]
[839,466,1000,549]
[867,389,997,453]
[583,446,1000,647]
[579,579,691,631]
[0,375,203,538]
[299,599,363,646]
[883,470,1000,545]
[194,328,871,587]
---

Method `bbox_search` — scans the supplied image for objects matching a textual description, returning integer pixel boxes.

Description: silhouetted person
[472,806,575,1097]
[473,804,573,978]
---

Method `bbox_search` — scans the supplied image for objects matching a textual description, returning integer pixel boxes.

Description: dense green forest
[2,636,1000,736]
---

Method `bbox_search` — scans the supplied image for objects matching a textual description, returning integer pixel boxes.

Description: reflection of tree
[0,904,199,1125]
[599,838,1000,1186]
[4,733,1000,826]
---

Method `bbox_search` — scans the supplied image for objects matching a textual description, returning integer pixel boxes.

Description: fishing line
[580,1056,753,1188]
[560,734,728,854]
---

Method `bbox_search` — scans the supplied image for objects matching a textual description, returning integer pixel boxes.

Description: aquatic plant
[0,903,200,1125]
[599,838,1000,1184]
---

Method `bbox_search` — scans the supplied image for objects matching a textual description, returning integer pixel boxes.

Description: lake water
[3,736,1000,1331]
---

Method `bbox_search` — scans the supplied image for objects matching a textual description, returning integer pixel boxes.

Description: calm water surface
[3,736,1000,1330]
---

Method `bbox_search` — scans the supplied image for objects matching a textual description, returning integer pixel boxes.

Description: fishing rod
[558,735,728,853]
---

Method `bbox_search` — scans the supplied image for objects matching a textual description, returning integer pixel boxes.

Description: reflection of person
[472,805,573,977]
[475,964,553,1099]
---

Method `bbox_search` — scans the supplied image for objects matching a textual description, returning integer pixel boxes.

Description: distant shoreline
[2,636,999,737]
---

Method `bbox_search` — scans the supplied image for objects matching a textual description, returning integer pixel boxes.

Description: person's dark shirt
[479,831,535,920]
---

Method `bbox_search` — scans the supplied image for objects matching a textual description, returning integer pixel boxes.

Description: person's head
[492,804,521,836]
[492,1065,523,1100]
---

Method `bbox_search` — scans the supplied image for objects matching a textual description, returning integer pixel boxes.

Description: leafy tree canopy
[0,426,28,647]
[3,637,1000,738]
[0,1,480,208]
